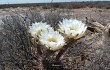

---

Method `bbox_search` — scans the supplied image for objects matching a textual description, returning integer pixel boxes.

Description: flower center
[48,37,57,42]
[36,29,43,36]
[69,26,76,30]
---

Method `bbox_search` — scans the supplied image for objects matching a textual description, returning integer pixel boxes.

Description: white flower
[39,31,66,51]
[29,22,54,38]
[58,18,87,39]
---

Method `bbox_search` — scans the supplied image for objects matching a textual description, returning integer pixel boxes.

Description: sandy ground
[0,7,110,24]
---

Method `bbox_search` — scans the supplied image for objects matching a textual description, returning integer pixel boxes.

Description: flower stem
[33,39,42,55]
[56,40,74,60]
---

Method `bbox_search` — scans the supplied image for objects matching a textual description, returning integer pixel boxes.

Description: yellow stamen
[48,38,57,42]
[69,26,76,30]
[36,29,43,36]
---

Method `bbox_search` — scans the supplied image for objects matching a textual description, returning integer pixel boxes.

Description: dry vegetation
[0,1,110,9]
[0,2,110,70]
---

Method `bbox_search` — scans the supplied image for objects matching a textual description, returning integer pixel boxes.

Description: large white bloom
[39,31,66,51]
[29,22,54,38]
[58,19,87,39]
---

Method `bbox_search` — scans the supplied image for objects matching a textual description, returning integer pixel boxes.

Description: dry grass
[0,4,110,70]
